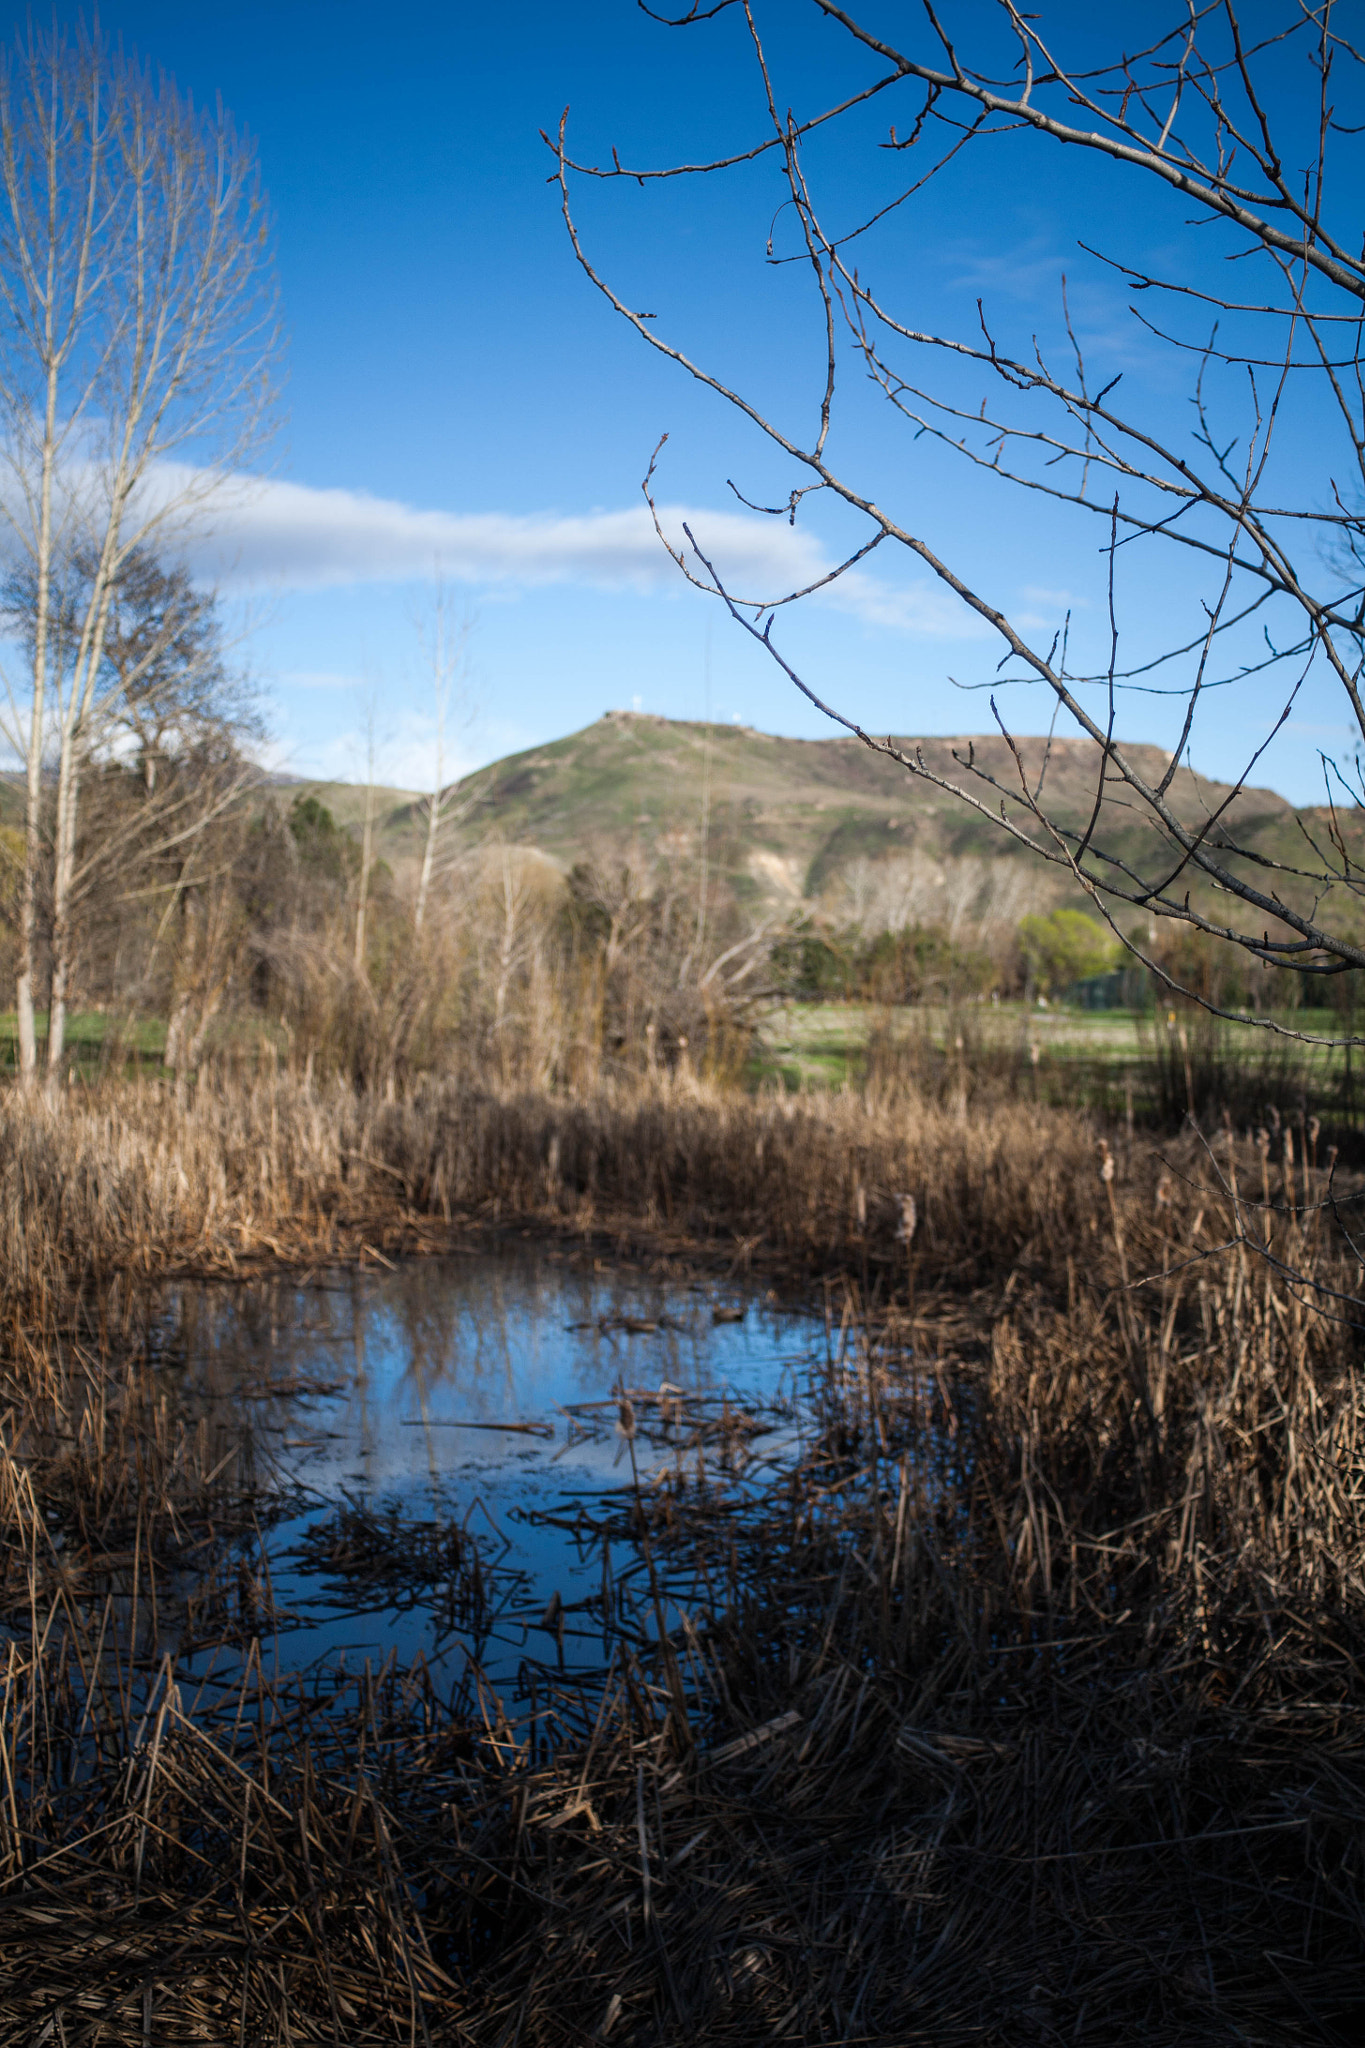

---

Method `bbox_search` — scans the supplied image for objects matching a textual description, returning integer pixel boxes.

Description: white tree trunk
[414,779,442,936]
[355,737,377,976]
[0,24,280,1091]
[413,582,466,935]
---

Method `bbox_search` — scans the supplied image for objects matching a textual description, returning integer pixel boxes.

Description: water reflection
[169,1247,818,1689]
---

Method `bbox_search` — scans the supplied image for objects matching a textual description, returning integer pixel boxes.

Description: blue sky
[2,1,1354,802]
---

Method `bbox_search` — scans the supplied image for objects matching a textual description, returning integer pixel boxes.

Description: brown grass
[2,1070,1364,2042]
[0,1067,1111,1297]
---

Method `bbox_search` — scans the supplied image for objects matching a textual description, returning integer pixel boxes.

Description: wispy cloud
[300,704,481,795]
[151,468,985,639]
[944,237,1064,304]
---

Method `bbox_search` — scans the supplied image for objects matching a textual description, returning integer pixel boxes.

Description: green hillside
[376,711,1346,944]
[277,778,425,861]
[10,718,1354,950]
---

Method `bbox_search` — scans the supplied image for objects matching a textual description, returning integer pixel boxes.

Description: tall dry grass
[0,1066,1115,1305]
[3,1067,1365,2040]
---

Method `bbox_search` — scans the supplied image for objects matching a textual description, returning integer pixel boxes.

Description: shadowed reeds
[0,1067,1113,1304]
[2,1069,1364,2041]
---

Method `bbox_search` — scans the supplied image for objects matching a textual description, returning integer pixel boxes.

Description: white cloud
[945,240,1063,304]
[305,705,480,795]
[1014,583,1088,633]
[148,466,985,639]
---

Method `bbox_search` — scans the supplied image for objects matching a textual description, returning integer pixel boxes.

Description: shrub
[1019,908,1118,996]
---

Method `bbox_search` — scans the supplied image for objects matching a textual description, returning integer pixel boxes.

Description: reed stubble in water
[1,1071,1363,2042]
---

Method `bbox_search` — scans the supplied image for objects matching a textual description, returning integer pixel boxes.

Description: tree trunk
[16,355,63,1089]
[163,990,192,1074]
[415,782,441,935]
[0,27,280,1090]
[355,774,376,975]
[44,731,82,1088]
[494,850,518,1032]
[15,830,40,1084]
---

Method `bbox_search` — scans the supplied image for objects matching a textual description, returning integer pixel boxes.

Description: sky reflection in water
[173,1247,820,1693]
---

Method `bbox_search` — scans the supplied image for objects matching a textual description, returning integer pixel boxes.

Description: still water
[170,1246,822,1694]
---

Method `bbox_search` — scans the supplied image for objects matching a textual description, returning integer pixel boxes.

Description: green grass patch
[752,999,1365,1133]
[0,1010,167,1077]
[752,1002,873,1090]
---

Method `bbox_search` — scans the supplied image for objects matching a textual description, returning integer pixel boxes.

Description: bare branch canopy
[0,15,280,1087]
[550,0,1365,1041]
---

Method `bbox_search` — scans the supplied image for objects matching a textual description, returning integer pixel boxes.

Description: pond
[168,1245,825,1698]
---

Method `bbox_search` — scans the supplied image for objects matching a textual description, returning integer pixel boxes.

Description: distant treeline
[769,905,1363,1014]
[7,732,1360,1095]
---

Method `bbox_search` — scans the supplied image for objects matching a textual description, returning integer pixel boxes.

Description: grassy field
[0,995,1172,1091]
[0,1009,167,1077]
[756,997,1353,1090]
[8,994,1358,1119]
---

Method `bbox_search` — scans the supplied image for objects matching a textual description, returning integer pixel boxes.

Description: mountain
[275,777,422,837]
[370,711,1345,944]
[8,716,1343,946]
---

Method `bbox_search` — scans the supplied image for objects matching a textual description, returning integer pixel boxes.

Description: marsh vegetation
[1,1052,1363,2043]
[2,3,1365,2036]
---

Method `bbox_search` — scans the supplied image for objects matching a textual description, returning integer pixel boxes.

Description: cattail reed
[2,1054,1364,2042]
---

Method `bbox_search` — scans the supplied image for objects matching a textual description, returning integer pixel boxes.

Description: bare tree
[353,697,379,977]
[411,580,473,935]
[147,764,255,1084]
[1,541,262,1071]
[552,0,1365,1040]
[94,548,260,793]
[0,17,278,1088]
[1,539,264,1076]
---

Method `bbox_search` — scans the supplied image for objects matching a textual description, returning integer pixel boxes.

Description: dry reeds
[2,1067,1365,2041]
[456,1145,1365,2041]
[0,1067,1108,1307]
